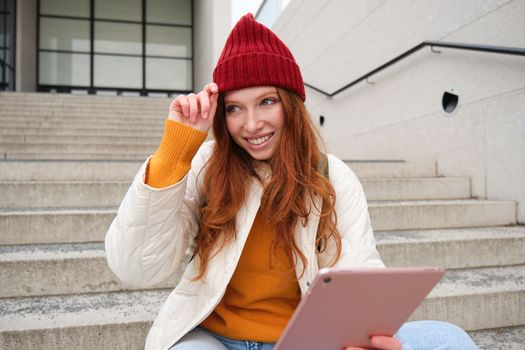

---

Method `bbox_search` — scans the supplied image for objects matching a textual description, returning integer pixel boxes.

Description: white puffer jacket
[105,141,384,350]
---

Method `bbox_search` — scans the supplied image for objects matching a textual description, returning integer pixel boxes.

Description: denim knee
[396,320,478,350]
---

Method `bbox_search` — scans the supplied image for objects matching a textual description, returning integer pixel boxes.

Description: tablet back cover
[274,267,444,350]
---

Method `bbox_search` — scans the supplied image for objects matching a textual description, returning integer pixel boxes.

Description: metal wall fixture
[442,87,459,115]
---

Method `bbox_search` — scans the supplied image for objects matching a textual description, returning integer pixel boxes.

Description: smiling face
[224,86,285,161]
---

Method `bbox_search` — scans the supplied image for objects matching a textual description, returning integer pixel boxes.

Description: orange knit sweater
[146,120,300,342]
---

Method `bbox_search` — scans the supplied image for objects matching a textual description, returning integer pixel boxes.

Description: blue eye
[226,105,239,113]
[262,98,276,106]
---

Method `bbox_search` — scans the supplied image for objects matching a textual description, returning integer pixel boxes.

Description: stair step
[0,181,131,209]
[0,289,169,350]
[1,176,471,208]
[1,200,517,246]
[0,118,164,128]
[0,103,169,118]
[0,208,115,245]
[0,98,169,107]
[3,152,150,160]
[0,160,143,181]
[370,199,516,230]
[0,160,441,182]
[0,101,167,110]
[376,226,525,269]
[0,126,162,137]
[361,177,470,201]
[0,119,159,129]
[0,121,163,132]
[0,134,160,145]
[411,265,525,331]
[347,160,436,178]
[0,142,158,154]
[0,243,185,297]
[0,92,170,106]
[3,227,523,298]
[0,111,165,120]
[468,325,525,350]
[0,114,166,124]
[1,266,523,349]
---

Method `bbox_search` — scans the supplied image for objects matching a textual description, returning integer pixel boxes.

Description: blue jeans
[169,320,478,349]
[170,326,274,350]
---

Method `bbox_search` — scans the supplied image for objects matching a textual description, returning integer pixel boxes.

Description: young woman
[105,14,477,350]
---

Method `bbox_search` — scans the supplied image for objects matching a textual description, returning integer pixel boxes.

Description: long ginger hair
[193,87,342,280]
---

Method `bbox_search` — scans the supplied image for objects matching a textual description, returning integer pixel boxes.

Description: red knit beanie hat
[213,13,306,101]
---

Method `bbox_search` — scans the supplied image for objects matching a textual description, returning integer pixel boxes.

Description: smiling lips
[246,133,273,145]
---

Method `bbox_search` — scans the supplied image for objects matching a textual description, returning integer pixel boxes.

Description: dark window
[37,0,193,96]
[0,0,16,91]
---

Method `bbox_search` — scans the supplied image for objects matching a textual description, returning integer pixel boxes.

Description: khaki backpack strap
[319,153,329,179]
[316,153,329,250]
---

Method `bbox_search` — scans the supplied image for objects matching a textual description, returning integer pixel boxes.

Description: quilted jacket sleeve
[318,155,385,269]
[105,142,213,287]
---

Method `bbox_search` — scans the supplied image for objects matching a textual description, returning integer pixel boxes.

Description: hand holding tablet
[345,336,402,350]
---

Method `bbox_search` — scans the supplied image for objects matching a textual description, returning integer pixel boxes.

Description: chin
[246,150,274,161]
[234,138,279,161]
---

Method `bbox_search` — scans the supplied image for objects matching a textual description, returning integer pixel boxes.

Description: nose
[243,108,264,133]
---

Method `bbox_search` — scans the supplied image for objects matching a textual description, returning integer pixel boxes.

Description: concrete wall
[15,0,38,91]
[193,0,231,92]
[272,0,525,222]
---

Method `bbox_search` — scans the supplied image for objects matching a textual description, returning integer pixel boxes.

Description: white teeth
[247,134,271,145]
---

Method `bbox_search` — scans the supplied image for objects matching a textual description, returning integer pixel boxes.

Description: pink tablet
[274,267,445,350]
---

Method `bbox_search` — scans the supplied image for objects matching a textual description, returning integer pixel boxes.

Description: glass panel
[0,49,5,85]
[0,14,5,45]
[5,29,13,48]
[94,54,142,88]
[40,17,90,51]
[95,0,141,21]
[5,62,12,88]
[6,48,15,72]
[3,0,15,48]
[146,25,191,57]
[40,0,90,18]
[39,51,90,86]
[1,48,7,65]
[1,67,7,89]
[147,0,191,25]
[146,58,191,90]
[94,21,142,55]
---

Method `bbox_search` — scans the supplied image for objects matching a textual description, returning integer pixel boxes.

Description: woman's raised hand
[168,82,219,133]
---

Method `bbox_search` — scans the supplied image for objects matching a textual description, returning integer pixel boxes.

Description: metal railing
[305,41,525,98]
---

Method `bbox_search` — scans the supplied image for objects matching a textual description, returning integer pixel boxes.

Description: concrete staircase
[0,92,523,349]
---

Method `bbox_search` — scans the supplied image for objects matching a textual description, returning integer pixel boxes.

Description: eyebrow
[224,90,278,104]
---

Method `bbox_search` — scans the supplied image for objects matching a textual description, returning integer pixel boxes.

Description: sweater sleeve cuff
[146,119,208,188]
